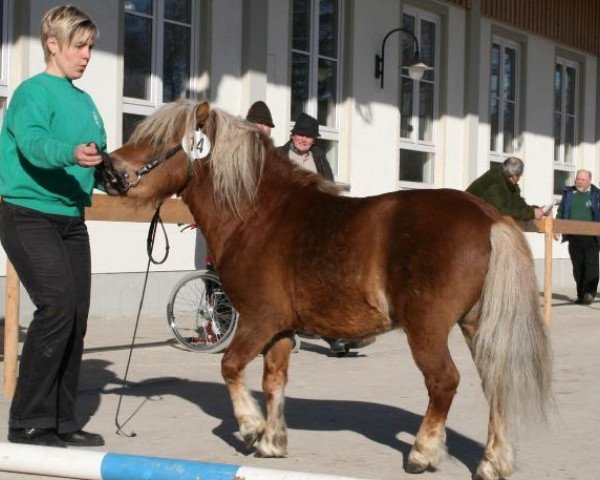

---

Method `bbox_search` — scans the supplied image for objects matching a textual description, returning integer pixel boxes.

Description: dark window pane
[418,81,434,142]
[292,0,311,52]
[165,0,191,23]
[316,138,337,177]
[503,101,515,153]
[554,64,562,112]
[490,98,499,151]
[163,23,191,101]
[503,47,516,101]
[553,112,561,162]
[319,0,337,58]
[401,14,416,68]
[124,0,152,15]
[553,170,572,196]
[124,14,152,99]
[564,115,575,164]
[123,113,146,143]
[291,52,309,121]
[400,77,413,138]
[420,19,435,81]
[565,66,576,115]
[317,58,337,127]
[490,44,500,98]
[399,149,433,183]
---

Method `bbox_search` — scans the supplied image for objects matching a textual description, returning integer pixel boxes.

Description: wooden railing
[2,196,600,398]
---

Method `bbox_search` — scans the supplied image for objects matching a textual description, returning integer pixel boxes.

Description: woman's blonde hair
[40,5,98,62]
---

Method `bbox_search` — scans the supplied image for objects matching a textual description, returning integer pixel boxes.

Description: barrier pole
[0,442,366,480]
[4,260,20,398]
[543,216,553,328]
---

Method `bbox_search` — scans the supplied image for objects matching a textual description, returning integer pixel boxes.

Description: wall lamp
[374,27,431,89]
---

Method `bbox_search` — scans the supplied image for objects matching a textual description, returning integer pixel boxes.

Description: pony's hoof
[255,441,287,458]
[235,422,266,449]
[474,460,502,480]
[406,449,429,474]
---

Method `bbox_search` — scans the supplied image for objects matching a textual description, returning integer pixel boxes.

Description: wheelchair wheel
[167,270,238,353]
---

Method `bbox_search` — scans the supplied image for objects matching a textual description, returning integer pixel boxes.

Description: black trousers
[0,202,91,432]
[568,235,600,299]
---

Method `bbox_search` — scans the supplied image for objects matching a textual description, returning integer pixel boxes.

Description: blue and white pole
[0,443,367,480]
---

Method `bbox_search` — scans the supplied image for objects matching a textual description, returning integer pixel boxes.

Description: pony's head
[101,100,267,214]
[101,100,211,203]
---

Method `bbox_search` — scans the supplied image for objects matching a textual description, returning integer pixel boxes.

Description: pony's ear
[195,102,210,129]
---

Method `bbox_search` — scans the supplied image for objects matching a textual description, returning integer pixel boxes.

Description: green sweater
[0,72,106,217]
[466,167,536,220]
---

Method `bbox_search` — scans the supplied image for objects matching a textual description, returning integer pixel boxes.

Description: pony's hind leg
[405,330,459,473]
[221,323,268,450]
[475,408,514,480]
[255,333,293,457]
[459,313,515,480]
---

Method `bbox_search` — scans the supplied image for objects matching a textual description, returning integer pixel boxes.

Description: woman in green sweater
[0,5,105,447]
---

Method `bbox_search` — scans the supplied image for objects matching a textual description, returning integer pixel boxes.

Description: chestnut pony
[102,100,551,480]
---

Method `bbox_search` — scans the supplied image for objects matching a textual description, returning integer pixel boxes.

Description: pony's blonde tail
[474,220,552,431]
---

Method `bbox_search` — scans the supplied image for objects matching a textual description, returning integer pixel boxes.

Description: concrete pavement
[1,288,599,480]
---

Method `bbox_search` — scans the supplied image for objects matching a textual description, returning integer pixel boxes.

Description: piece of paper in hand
[541,202,554,215]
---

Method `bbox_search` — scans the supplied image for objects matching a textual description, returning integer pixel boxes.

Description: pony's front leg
[221,326,267,449]
[475,408,514,480]
[256,333,293,457]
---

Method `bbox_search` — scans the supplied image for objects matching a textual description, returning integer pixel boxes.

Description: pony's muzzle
[95,153,133,194]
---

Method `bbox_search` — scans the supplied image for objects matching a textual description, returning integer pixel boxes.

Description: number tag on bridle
[183,130,211,160]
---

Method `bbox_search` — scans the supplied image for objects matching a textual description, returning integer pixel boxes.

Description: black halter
[95,144,184,194]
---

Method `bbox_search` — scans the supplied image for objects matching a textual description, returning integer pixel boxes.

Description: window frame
[122,0,200,119]
[488,36,521,165]
[398,6,440,189]
[289,0,344,178]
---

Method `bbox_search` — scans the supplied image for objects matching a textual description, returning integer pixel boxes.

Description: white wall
[1,0,598,297]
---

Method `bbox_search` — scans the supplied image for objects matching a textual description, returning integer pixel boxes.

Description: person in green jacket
[466,156,545,221]
[0,5,105,448]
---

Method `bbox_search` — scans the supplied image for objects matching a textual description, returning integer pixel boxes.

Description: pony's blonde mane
[204,109,266,214]
[128,99,199,156]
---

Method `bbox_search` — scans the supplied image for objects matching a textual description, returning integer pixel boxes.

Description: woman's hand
[74,143,103,167]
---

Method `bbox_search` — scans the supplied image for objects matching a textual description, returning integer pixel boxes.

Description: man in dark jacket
[466,156,544,221]
[556,169,600,305]
[277,112,334,180]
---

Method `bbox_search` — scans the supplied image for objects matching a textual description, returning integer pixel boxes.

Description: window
[489,37,520,165]
[122,0,198,141]
[291,0,343,177]
[399,8,438,186]
[553,58,578,195]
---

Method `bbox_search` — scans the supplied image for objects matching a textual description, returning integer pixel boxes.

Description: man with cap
[278,113,374,356]
[246,101,275,136]
[277,112,333,180]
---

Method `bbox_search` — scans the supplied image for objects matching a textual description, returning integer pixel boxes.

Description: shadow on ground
[79,358,484,475]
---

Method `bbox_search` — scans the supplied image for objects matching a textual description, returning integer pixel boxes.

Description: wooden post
[4,261,20,398]
[543,216,553,327]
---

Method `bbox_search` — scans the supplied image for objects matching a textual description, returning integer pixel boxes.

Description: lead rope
[114,207,170,437]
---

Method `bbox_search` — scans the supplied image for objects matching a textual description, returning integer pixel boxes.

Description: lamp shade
[404,61,431,81]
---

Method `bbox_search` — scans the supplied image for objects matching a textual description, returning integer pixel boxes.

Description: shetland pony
[101,100,551,480]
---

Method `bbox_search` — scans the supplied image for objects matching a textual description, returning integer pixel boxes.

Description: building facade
[1,0,599,316]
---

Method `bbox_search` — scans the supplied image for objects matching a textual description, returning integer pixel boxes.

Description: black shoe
[8,427,66,447]
[582,293,595,305]
[327,338,351,355]
[346,337,376,349]
[58,429,105,447]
